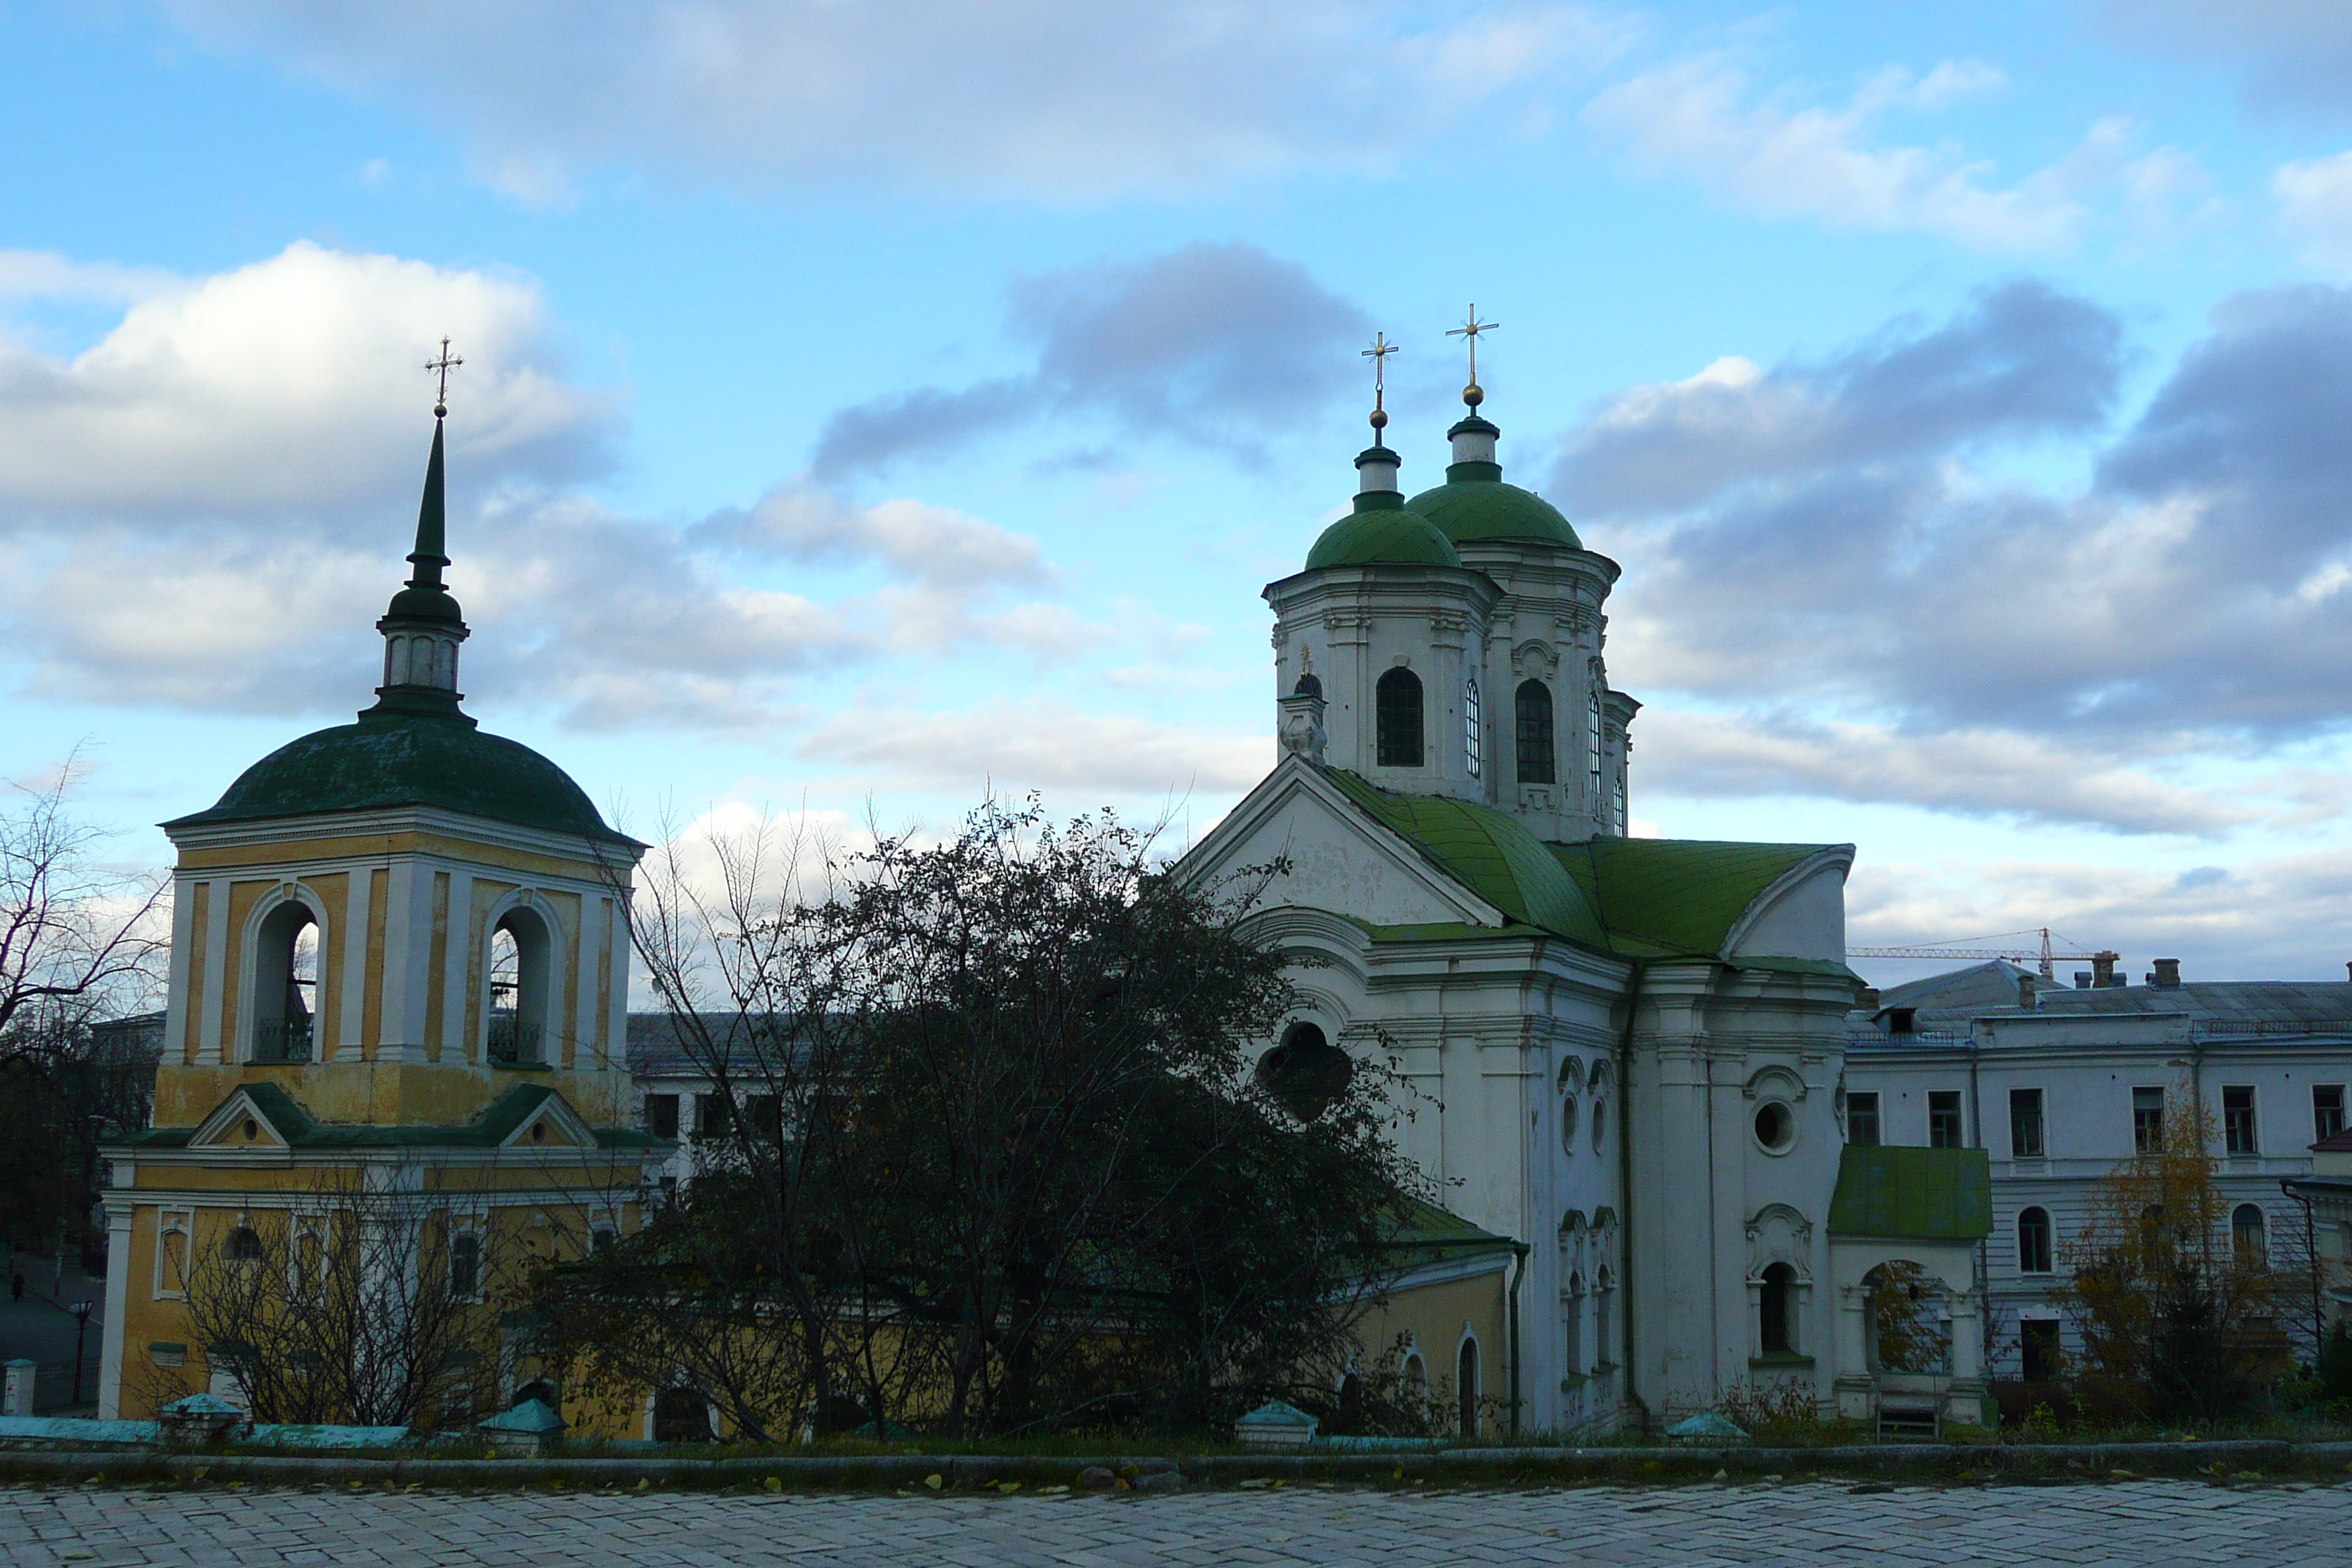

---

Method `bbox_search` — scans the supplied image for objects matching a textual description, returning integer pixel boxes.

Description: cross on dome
[1447,306,1499,409]
[1361,331,1399,435]
[426,336,464,418]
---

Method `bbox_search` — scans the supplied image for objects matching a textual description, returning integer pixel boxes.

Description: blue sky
[10,1,2352,983]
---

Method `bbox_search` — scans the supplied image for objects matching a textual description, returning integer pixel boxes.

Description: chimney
[2073,971,2092,989]
[2091,951,2119,988]
[1855,987,1881,1011]
[2018,974,2038,1010]
[2152,958,2180,989]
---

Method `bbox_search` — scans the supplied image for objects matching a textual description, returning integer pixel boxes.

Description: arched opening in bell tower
[487,905,554,1066]
[249,901,318,1064]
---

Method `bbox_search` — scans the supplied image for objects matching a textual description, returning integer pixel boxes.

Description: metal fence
[31,1354,102,1414]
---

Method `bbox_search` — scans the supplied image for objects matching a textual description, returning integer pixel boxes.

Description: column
[96,1203,133,1420]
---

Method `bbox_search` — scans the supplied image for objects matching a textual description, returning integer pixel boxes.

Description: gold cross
[1447,306,1499,385]
[1361,331,1399,413]
[425,337,464,413]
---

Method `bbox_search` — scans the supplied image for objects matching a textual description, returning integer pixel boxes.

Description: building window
[1559,1093,1579,1155]
[2133,1086,2165,1150]
[1562,1286,1584,1376]
[1928,1090,1964,1149]
[1759,1262,1796,1354]
[1376,668,1424,767]
[1591,1097,1607,1153]
[1754,1101,1795,1152]
[2315,1084,2347,1143]
[644,1093,680,1139]
[1593,1270,1614,1365]
[2009,1088,2045,1158]
[1464,679,1481,777]
[1401,1352,1428,1406]
[2017,1206,2053,1275]
[1587,687,1602,797]
[1456,1338,1479,1436]
[1847,1091,1880,1146]
[2020,1318,2060,1381]
[487,905,554,1066]
[696,1092,731,1138]
[249,899,319,1064]
[156,1212,191,1301]
[225,1224,263,1263]
[1613,771,1627,835]
[449,1231,481,1301]
[1258,1022,1353,1121]
[590,1226,618,1256]
[1515,680,1555,784]
[2232,1204,2266,1264]
[2223,1085,2258,1156]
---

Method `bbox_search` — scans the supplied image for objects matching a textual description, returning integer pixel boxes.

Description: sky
[10,1,2352,984]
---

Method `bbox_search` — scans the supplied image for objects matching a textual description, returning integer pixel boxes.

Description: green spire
[407,416,450,592]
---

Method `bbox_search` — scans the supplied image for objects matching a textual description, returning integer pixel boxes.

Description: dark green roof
[1552,837,1837,960]
[1323,770,1608,949]
[1304,494,1463,570]
[1829,1145,1992,1240]
[167,709,637,847]
[116,1081,665,1151]
[1406,471,1582,550]
[1371,1196,1524,1271]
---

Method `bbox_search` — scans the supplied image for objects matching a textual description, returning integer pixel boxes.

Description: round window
[1754,1101,1795,1152]
[1559,1096,1580,1155]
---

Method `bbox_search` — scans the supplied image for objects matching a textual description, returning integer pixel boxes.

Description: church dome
[167,709,636,847]
[1305,494,1463,570]
[1406,415,1582,549]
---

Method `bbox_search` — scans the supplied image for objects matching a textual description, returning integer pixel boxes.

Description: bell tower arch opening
[487,903,556,1067]
[249,898,320,1064]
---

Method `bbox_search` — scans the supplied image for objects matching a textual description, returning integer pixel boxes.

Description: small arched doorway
[1456,1338,1479,1437]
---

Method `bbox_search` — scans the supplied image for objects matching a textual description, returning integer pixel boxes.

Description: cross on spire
[1447,306,1499,407]
[1361,331,1399,435]
[426,337,464,418]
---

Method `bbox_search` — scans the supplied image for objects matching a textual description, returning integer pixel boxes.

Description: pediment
[189,1085,309,1150]
[1180,758,1507,932]
[499,1090,596,1150]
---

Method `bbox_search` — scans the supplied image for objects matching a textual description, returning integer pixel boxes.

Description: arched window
[1401,1350,1428,1406]
[225,1224,263,1262]
[2232,1203,2266,1264]
[1337,1371,1365,1433]
[513,1377,559,1411]
[1257,1022,1353,1121]
[1376,668,1424,767]
[1759,1262,1796,1354]
[1464,679,1482,776]
[1588,687,1603,796]
[488,905,554,1066]
[1591,1096,1607,1153]
[1456,1338,1480,1436]
[250,900,318,1063]
[2017,1207,2053,1275]
[1559,1093,1580,1154]
[1515,680,1555,783]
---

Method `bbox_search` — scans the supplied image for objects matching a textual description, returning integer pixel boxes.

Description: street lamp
[69,1301,93,1408]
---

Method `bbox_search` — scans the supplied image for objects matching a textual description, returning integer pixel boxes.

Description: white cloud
[161,1,1630,203]
[700,484,1047,587]
[1581,56,2199,251]
[0,251,180,303]
[2274,151,2352,268]
[797,699,1268,797]
[0,241,611,522]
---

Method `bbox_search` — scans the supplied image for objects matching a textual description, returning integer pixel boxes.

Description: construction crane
[1847,927,2115,981]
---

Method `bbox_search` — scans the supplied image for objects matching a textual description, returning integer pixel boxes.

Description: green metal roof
[1552,837,1835,960]
[1406,471,1582,550]
[1323,771,1609,949]
[1828,1145,1992,1240]
[116,1082,665,1151]
[1304,494,1463,570]
[167,709,639,848]
[1372,1196,1524,1270]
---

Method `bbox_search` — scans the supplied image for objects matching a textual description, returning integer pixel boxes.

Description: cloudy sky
[9,1,2352,982]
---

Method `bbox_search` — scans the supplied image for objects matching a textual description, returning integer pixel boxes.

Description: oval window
[1559,1096,1580,1155]
[1754,1101,1795,1151]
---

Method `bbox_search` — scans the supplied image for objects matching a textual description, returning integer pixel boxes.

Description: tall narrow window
[1759,1263,1795,1354]
[251,901,318,1064]
[2009,1088,2046,1158]
[2232,1203,2266,1263]
[1376,668,1424,767]
[2223,1085,2258,1156]
[1463,679,1481,777]
[1515,680,1555,784]
[1929,1090,1964,1148]
[2020,1319,2060,1380]
[2317,1085,2347,1143]
[1587,687,1603,796]
[449,1232,481,1300]
[1562,1286,1584,1376]
[2016,1207,2053,1274]
[2133,1086,2165,1150]
[1847,1091,1880,1146]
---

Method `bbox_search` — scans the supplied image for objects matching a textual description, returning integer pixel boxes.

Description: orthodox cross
[426,337,464,416]
[1361,331,1398,431]
[1447,306,1499,387]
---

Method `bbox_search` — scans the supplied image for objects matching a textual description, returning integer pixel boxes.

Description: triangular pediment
[491,1085,597,1150]
[189,1083,314,1150]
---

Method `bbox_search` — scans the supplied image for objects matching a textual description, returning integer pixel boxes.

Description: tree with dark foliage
[544,798,1429,1440]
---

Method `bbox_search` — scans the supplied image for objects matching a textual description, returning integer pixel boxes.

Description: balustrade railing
[250,1017,314,1064]
[487,1016,542,1066]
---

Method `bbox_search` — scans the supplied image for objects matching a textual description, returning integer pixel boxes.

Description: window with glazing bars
[1376,668,1423,767]
[1515,680,1555,783]
[2223,1085,2257,1155]
[1929,1090,1964,1148]
[2008,1088,2045,1158]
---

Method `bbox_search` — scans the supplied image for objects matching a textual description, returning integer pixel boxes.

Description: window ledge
[1558,1373,1589,1391]
[1750,1353,1814,1368]
[491,1060,551,1071]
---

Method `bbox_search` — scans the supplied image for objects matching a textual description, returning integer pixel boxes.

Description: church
[1177,354,1992,1435]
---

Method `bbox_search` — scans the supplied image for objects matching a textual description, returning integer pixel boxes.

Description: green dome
[1407,464,1582,550]
[1305,495,1463,570]
[167,710,636,846]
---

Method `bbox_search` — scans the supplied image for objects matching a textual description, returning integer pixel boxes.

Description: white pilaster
[200,877,231,1065]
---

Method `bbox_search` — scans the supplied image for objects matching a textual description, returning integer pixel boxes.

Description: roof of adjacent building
[1319,769,1847,970]
[1828,1145,1992,1240]
[165,708,639,848]
[1855,962,2352,1040]
[1369,1196,1523,1272]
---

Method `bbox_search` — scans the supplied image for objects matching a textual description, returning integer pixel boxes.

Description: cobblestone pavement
[4,1478,2350,1567]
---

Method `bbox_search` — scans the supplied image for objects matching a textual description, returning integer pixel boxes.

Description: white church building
[1180,380,1991,1437]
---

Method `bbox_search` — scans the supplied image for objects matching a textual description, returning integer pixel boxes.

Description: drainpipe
[1507,1240,1529,1438]
[1616,958,1649,1434]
